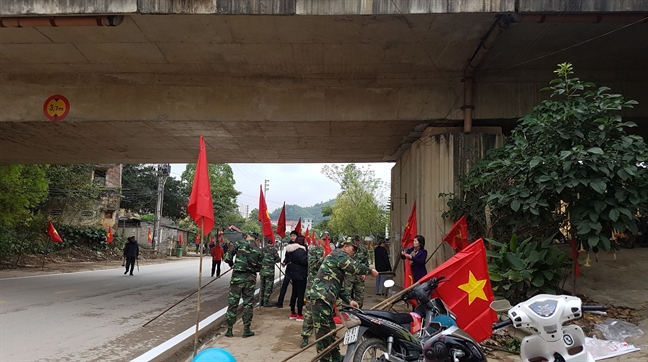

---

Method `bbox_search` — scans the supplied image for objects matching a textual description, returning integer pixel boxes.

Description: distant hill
[270,199,334,223]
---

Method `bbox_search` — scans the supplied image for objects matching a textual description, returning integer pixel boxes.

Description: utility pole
[152,164,170,252]
[264,179,269,198]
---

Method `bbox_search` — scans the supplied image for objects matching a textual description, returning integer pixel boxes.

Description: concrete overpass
[1,0,648,271]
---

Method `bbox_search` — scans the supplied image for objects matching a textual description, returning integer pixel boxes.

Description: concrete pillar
[389,127,505,286]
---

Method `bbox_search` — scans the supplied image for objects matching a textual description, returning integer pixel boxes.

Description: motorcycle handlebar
[582,305,608,312]
[492,319,513,330]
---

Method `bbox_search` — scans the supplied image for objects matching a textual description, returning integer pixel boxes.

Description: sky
[169,163,394,212]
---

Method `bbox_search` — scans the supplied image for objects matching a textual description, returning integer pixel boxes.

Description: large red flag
[419,239,497,343]
[305,227,310,245]
[148,228,152,243]
[106,226,114,244]
[312,230,316,246]
[258,185,274,240]
[277,202,286,239]
[295,218,302,235]
[324,233,331,256]
[443,215,469,252]
[401,202,417,249]
[47,221,63,242]
[187,136,214,234]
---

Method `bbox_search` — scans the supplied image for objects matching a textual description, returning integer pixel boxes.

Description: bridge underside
[1,10,647,164]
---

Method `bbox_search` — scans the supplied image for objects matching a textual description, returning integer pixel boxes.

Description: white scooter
[491,294,607,362]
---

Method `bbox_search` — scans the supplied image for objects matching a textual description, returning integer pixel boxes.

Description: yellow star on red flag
[458,271,488,305]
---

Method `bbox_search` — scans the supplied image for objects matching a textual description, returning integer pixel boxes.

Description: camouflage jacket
[224,239,262,277]
[260,245,280,277]
[306,248,372,307]
[354,244,370,269]
[307,245,324,285]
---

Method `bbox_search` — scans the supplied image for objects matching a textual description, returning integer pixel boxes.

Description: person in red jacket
[211,239,224,277]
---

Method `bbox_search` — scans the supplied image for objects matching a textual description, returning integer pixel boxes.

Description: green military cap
[247,231,259,239]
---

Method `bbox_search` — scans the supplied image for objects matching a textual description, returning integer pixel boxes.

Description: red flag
[443,215,469,252]
[47,221,63,243]
[324,233,331,256]
[277,202,286,239]
[179,234,183,246]
[419,239,497,343]
[295,218,302,235]
[403,256,414,289]
[305,227,310,244]
[258,185,274,240]
[148,228,152,243]
[312,230,316,245]
[401,202,417,249]
[187,136,214,234]
[106,226,114,244]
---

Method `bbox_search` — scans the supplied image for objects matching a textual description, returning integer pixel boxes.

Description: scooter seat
[363,310,413,325]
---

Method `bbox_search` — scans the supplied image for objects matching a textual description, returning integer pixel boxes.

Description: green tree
[121,164,188,219]
[0,165,49,227]
[181,164,240,229]
[322,164,388,238]
[447,63,648,251]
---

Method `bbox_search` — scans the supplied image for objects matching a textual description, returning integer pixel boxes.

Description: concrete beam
[0,0,137,15]
[518,0,648,13]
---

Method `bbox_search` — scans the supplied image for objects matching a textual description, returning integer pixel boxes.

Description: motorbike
[339,276,487,362]
[491,294,607,362]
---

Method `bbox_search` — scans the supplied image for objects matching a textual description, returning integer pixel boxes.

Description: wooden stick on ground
[283,280,423,362]
[142,268,233,327]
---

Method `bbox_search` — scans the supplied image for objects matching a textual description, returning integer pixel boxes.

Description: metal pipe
[462,77,474,134]
[0,15,123,28]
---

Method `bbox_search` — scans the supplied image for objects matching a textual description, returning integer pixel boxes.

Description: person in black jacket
[123,236,139,276]
[274,230,298,308]
[374,240,391,295]
[285,235,308,320]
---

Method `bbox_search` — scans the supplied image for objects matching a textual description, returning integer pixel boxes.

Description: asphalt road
[0,258,233,362]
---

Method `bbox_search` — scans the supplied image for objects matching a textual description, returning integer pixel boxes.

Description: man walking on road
[123,236,139,276]
[260,238,280,307]
[210,236,224,277]
[307,238,378,362]
[224,231,262,338]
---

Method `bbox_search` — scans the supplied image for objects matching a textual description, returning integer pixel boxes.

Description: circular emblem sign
[43,95,70,121]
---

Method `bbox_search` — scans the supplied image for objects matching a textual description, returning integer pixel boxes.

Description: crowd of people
[219,229,430,362]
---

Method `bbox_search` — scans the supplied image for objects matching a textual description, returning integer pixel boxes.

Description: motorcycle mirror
[383,279,395,288]
[490,299,511,312]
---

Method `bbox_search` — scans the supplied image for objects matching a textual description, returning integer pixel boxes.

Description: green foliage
[322,164,388,239]
[57,225,114,250]
[121,164,188,219]
[182,163,240,228]
[487,235,570,304]
[240,220,262,234]
[140,214,155,222]
[444,63,648,250]
[46,164,104,217]
[0,165,49,227]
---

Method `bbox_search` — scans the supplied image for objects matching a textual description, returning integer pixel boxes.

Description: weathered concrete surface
[0,10,647,164]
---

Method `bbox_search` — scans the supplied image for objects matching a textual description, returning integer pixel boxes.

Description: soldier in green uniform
[260,238,280,307]
[223,231,262,338]
[306,238,379,362]
[299,240,324,347]
[343,235,370,308]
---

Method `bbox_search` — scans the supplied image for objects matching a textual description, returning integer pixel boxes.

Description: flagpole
[425,240,448,265]
[193,219,205,357]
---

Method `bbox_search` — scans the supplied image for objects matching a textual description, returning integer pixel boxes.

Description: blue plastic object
[191,348,236,362]
[432,315,457,328]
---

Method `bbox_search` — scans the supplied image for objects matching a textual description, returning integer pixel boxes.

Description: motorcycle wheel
[352,338,388,362]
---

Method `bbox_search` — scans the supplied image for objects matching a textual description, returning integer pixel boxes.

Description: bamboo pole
[282,280,423,362]
[193,223,205,357]
[142,267,233,327]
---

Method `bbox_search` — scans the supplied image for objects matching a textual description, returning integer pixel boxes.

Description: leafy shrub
[57,225,112,251]
[487,235,570,304]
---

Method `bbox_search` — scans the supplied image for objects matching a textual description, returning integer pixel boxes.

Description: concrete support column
[389,127,504,286]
